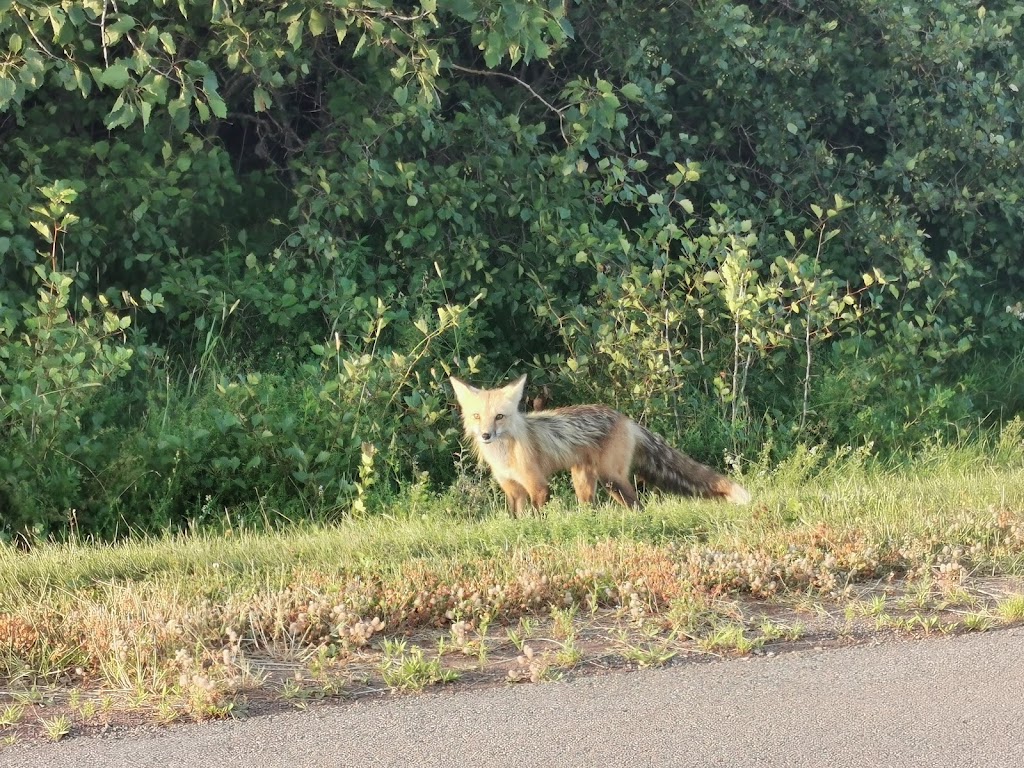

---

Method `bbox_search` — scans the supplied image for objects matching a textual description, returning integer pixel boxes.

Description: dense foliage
[1,0,1022,539]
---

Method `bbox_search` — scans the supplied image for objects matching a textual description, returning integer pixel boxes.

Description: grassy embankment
[2,428,1024,744]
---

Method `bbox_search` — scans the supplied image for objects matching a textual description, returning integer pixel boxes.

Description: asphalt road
[5,628,1023,768]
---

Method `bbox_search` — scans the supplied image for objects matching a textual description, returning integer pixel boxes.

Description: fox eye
[495,414,504,421]
[472,413,480,420]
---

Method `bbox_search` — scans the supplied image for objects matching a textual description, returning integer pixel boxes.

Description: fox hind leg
[598,424,640,508]
[571,465,599,505]
[604,478,640,509]
[572,464,638,509]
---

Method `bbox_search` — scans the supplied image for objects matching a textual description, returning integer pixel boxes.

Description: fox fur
[449,374,750,516]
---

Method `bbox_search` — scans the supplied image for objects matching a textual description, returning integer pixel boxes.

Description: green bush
[1,0,1022,539]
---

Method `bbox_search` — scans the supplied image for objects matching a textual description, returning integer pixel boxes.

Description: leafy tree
[1,0,1021,538]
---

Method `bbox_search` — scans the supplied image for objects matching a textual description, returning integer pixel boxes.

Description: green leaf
[167,96,190,132]
[48,8,65,39]
[308,9,327,36]
[483,31,504,68]
[31,221,52,241]
[254,87,271,112]
[159,32,177,55]
[334,18,349,44]
[353,31,369,57]
[207,91,227,119]
[99,64,131,89]
[287,18,303,49]
[0,78,16,108]
[104,14,136,46]
[620,82,643,101]
[73,67,91,98]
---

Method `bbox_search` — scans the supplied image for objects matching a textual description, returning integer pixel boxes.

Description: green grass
[5,444,1022,595]
[1,439,1023,732]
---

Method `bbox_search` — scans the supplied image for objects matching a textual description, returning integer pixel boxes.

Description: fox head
[449,375,526,446]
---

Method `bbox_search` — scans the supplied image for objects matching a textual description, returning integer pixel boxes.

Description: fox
[449,374,750,516]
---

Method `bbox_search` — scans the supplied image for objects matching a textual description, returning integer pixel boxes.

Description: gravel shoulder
[4,626,1022,768]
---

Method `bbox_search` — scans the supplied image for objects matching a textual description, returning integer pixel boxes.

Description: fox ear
[505,374,527,403]
[449,376,476,407]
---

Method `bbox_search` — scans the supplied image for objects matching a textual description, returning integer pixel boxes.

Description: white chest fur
[477,437,520,482]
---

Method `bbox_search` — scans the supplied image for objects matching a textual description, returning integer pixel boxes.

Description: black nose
[481,432,491,440]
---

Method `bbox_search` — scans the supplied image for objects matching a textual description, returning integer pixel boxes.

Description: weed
[39,714,72,742]
[507,617,537,652]
[550,606,578,641]
[510,645,561,683]
[618,637,678,668]
[899,579,935,610]
[379,641,458,692]
[908,614,941,634]
[758,619,805,642]
[475,614,492,667]
[448,618,491,667]
[665,593,719,639]
[867,595,888,616]
[554,637,583,668]
[156,697,182,725]
[281,678,308,701]
[962,612,995,632]
[873,612,895,631]
[0,703,25,728]
[698,623,763,655]
[11,688,44,706]
[939,586,978,608]
[996,594,1024,623]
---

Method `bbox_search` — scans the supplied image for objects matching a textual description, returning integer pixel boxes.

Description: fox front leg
[499,479,531,517]
[499,478,549,517]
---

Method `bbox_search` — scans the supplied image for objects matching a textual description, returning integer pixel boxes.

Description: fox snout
[478,422,502,443]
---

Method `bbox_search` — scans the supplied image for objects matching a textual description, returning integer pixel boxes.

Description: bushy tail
[631,424,751,504]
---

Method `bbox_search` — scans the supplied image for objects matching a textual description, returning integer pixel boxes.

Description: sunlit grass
[1,436,1023,730]
[4,444,1022,598]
